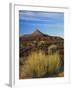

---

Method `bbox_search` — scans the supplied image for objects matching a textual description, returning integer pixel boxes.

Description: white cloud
[19,11,64,22]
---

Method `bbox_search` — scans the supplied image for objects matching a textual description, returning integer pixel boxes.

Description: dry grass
[47,53,61,74]
[19,48,61,79]
[20,51,48,78]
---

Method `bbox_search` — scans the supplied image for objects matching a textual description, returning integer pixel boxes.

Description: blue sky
[19,10,64,38]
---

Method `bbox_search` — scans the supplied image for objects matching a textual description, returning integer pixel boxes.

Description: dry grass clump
[47,53,61,74]
[19,45,61,79]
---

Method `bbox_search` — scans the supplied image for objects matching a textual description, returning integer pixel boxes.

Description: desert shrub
[20,47,61,79]
[48,44,58,55]
[19,57,27,65]
[47,45,61,74]
[47,53,61,74]
[32,41,38,45]
[19,58,24,65]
